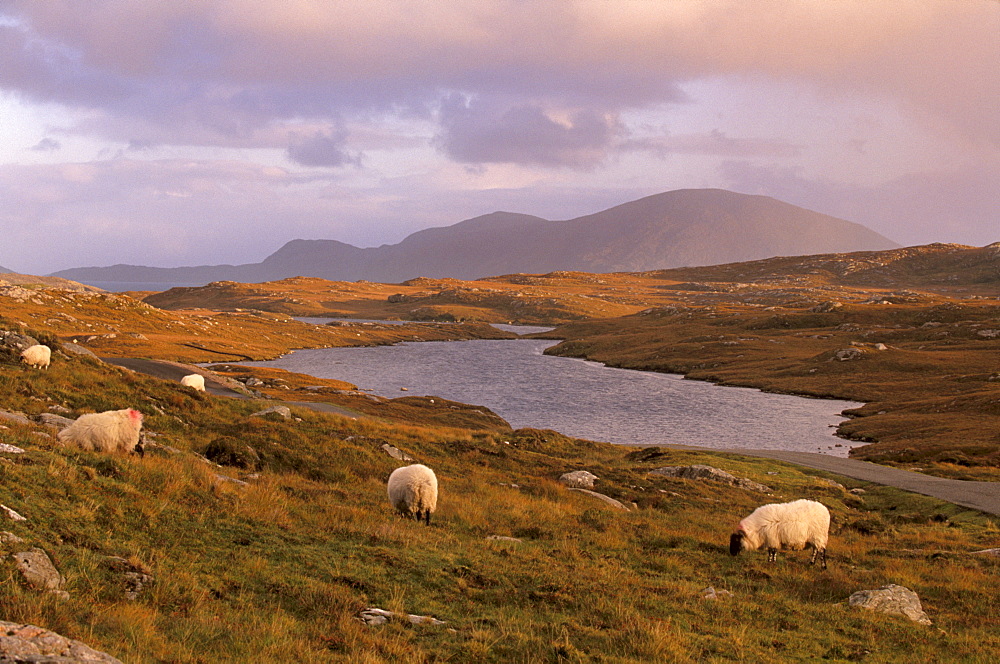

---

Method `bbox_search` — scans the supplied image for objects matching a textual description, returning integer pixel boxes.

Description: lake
[241,333,863,456]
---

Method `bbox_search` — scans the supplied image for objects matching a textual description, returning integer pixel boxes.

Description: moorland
[0,241,998,662]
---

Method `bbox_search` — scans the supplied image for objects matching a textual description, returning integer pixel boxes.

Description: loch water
[242,333,863,457]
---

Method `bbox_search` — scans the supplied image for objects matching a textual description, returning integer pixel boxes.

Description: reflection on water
[243,338,862,456]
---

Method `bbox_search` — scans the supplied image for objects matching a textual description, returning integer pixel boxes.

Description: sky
[0,0,996,275]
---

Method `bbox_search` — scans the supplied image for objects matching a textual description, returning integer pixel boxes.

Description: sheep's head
[729,530,745,556]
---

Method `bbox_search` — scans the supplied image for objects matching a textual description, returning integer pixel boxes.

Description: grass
[2,318,1000,662]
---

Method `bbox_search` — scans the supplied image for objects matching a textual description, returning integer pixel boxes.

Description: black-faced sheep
[20,344,51,370]
[387,464,438,525]
[729,499,829,568]
[57,408,144,455]
[180,373,206,391]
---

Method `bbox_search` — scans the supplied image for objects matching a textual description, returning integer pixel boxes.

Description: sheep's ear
[729,532,743,556]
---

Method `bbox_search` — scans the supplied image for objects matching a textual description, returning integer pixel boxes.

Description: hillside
[2,314,1000,661]
[52,189,898,286]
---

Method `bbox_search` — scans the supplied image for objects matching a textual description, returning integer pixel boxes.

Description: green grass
[2,323,1000,662]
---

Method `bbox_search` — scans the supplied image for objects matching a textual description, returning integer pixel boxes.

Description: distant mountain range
[53,189,899,286]
[0,265,12,274]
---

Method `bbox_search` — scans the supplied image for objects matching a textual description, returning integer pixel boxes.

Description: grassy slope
[2,325,1000,662]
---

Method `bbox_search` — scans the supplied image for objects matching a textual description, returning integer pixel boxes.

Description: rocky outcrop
[359,608,445,626]
[848,584,932,625]
[0,621,122,663]
[649,465,772,493]
[250,405,292,420]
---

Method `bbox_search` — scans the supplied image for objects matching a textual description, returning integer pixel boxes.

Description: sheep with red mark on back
[57,408,144,455]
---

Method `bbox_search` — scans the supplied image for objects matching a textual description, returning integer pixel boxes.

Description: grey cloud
[30,137,61,151]
[286,129,360,168]
[437,96,622,168]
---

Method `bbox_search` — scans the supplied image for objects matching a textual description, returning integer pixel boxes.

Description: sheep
[57,408,144,455]
[180,373,206,391]
[387,464,438,525]
[729,499,829,568]
[20,344,51,370]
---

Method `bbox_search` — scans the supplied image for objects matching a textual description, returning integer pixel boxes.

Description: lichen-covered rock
[250,405,291,420]
[12,548,66,598]
[0,621,123,663]
[848,584,932,625]
[380,443,414,462]
[559,470,598,489]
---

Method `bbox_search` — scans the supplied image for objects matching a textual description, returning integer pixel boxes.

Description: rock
[380,443,415,462]
[0,532,24,544]
[649,465,772,493]
[0,443,25,454]
[874,342,889,351]
[38,413,75,430]
[0,331,38,351]
[819,478,846,491]
[811,301,843,313]
[1,505,26,522]
[0,621,123,663]
[13,548,66,596]
[485,535,523,543]
[977,329,1000,339]
[702,586,733,601]
[249,405,291,420]
[213,473,248,486]
[0,410,32,426]
[848,584,932,625]
[60,341,98,357]
[559,470,599,489]
[359,608,445,627]
[103,557,154,601]
[567,488,629,510]
[971,548,1000,557]
[849,488,866,495]
[832,347,865,361]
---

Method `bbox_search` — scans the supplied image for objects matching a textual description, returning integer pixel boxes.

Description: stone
[60,341,98,357]
[832,347,865,361]
[0,443,25,454]
[848,584,932,625]
[0,410,32,426]
[380,443,415,462]
[249,405,291,420]
[971,548,1000,557]
[874,342,889,351]
[559,470,598,489]
[1,505,26,522]
[849,488,866,495]
[359,608,445,627]
[649,465,772,493]
[0,532,24,544]
[103,557,154,601]
[567,488,629,510]
[38,413,75,430]
[810,301,843,313]
[701,586,733,601]
[13,548,66,595]
[0,620,123,663]
[485,535,523,543]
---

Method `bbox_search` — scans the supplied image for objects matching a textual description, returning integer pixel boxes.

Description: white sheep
[729,499,830,568]
[20,344,51,370]
[387,464,438,525]
[57,408,144,455]
[180,373,206,391]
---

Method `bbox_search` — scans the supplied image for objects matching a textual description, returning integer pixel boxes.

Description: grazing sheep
[20,344,51,370]
[387,464,438,525]
[729,499,830,568]
[57,409,143,455]
[180,373,206,391]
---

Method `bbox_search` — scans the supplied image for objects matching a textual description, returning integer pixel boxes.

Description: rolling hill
[53,188,898,286]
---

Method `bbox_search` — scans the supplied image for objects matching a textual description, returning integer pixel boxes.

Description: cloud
[719,159,1000,247]
[622,129,800,159]
[437,96,622,168]
[1,2,994,152]
[286,128,360,168]
[29,137,60,151]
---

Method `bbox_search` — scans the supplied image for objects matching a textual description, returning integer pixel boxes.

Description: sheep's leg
[423,510,431,526]
[820,548,827,569]
[767,548,777,563]
[810,548,817,565]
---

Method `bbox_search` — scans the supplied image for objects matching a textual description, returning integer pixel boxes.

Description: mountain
[0,265,12,273]
[53,189,899,286]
